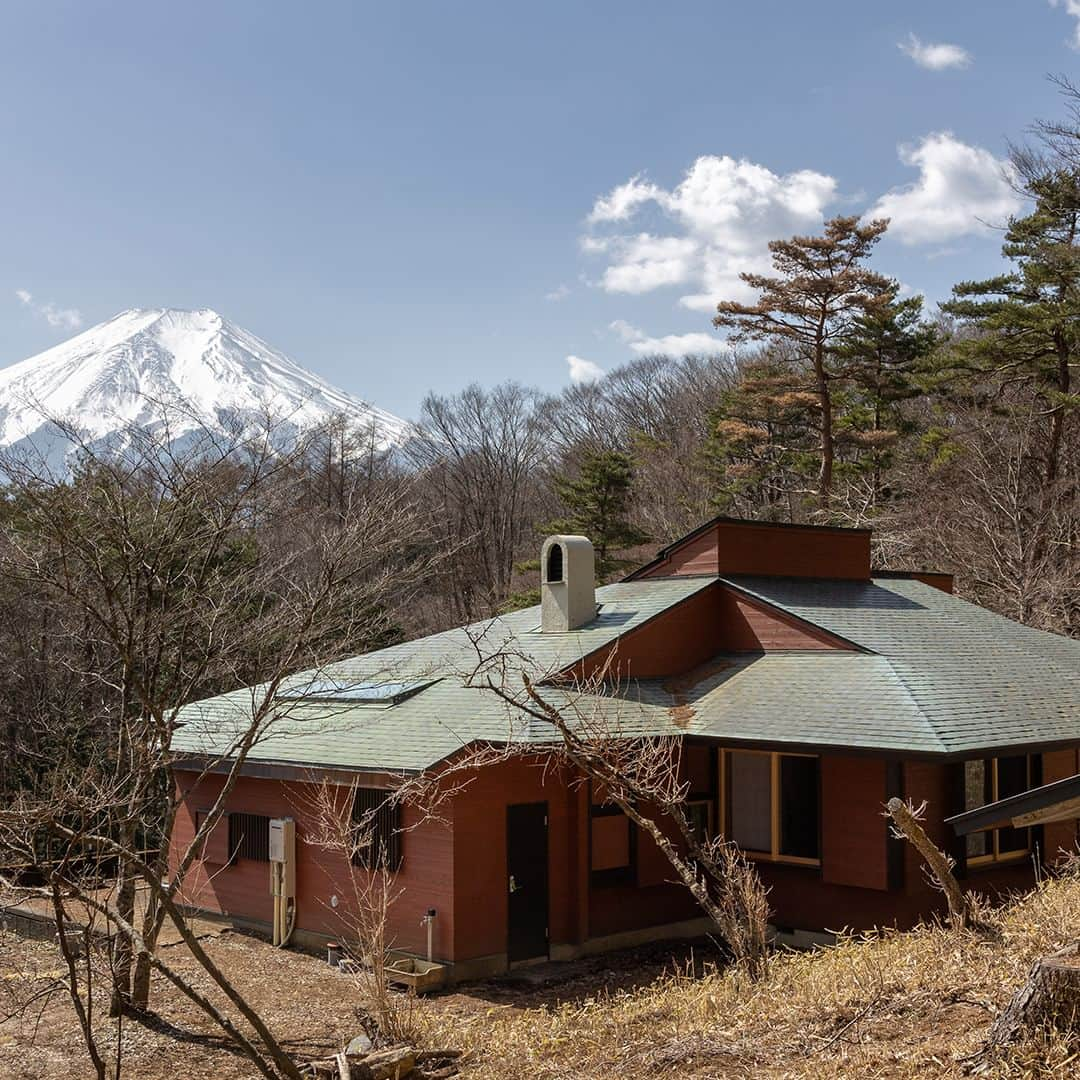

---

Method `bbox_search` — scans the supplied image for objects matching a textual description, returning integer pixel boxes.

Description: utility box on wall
[269,817,296,896]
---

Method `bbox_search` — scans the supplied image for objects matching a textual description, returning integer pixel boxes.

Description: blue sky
[2,1,1077,419]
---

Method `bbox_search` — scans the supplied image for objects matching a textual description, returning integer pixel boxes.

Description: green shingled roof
[171,572,1080,773]
[170,575,716,773]
[716,576,1080,755]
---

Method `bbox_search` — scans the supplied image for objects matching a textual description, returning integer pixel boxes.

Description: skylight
[275,678,435,706]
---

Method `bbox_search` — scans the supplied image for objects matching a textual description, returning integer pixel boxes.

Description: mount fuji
[0,308,411,473]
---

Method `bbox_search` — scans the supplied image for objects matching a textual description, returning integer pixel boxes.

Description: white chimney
[541,535,596,632]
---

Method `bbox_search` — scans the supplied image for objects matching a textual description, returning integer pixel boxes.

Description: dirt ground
[0,927,726,1080]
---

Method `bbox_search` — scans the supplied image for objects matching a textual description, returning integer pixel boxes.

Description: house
[168,517,1080,981]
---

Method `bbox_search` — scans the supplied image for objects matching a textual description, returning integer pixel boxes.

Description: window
[590,782,635,886]
[724,750,820,864]
[228,812,270,862]
[963,756,1035,865]
[681,741,718,847]
[351,787,402,870]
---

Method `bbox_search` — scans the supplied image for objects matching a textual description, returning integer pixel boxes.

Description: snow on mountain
[0,308,411,472]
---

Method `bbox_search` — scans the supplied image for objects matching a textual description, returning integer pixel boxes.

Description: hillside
[3,869,1079,1078]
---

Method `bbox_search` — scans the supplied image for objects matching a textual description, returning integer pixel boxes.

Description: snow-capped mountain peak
[0,308,410,470]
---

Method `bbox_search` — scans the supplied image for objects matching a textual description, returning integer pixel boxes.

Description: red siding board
[1041,748,1080,860]
[171,745,1080,966]
[637,521,871,581]
[170,772,455,961]
[821,757,888,891]
[575,582,851,683]
[451,758,580,962]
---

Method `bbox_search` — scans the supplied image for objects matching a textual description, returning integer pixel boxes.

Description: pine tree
[546,450,648,578]
[702,351,821,520]
[941,170,1080,488]
[832,288,937,508]
[713,216,894,512]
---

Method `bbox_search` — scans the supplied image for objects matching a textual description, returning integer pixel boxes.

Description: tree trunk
[885,798,968,926]
[813,336,833,512]
[131,886,164,1011]
[986,943,1080,1050]
[109,856,136,1016]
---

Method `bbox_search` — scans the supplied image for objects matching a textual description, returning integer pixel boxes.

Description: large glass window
[964,756,1034,864]
[725,750,820,864]
[728,751,772,852]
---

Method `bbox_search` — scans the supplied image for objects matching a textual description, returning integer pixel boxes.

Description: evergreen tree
[546,450,649,578]
[713,215,894,512]
[832,287,937,508]
[941,170,1080,488]
[702,351,821,520]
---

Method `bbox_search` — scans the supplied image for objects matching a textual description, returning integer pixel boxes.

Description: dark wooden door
[507,802,549,963]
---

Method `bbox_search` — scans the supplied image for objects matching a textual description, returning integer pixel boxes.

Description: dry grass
[427,868,1080,1078]
[3,870,1080,1078]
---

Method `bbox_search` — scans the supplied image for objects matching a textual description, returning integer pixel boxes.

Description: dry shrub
[443,870,1080,1079]
[304,781,425,1048]
[709,839,770,981]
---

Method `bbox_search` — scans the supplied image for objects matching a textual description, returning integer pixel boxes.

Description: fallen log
[356,1047,417,1080]
[303,1046,421,1080]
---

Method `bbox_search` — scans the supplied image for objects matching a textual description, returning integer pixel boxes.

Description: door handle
[509,874,518,894]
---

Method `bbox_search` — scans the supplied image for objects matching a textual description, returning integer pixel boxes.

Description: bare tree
[407,383,551,622]
[458,636,772,980]
[0,408,439,1078]
[305,779,423,1047]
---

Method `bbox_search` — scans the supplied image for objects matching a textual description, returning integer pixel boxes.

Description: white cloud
[583,155,839,311]
[610,319,725,357]
[600,234,698,294]
[545,283,571,301]
[869,133,1021,244]
[15,288,84,330]
[587,175,663,224]
[1050,1,1080,48]
[898,34,971,70]
[566,354,605,384]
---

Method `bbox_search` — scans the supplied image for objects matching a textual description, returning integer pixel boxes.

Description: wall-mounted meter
[269,817,296,946]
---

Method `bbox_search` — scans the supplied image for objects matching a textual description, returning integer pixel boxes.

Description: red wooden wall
[635,520,872,581]
[171,746,1080,967]
[449,757,584,962]
[170,771,455,960]
[575,582,852,682]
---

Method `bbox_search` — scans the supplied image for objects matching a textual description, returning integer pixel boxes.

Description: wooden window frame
[719,748,822,867]
[965,756,1033,868]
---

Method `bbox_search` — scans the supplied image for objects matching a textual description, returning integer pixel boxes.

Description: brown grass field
[3,867,1080,1079]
